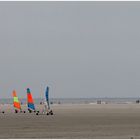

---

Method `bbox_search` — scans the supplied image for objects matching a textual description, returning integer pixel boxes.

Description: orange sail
[13,90,21,110]
[27,88,35,111]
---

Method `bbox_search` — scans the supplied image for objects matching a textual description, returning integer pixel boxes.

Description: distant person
[136,100,140,104]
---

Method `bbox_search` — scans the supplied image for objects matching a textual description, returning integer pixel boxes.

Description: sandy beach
[0,104,140,138]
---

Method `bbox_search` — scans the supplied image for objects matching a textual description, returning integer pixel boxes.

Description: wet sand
[0,104,140,138]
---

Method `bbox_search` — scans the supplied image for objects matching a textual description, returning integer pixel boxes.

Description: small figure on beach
[97,100,101,104]
[136,100,140,104]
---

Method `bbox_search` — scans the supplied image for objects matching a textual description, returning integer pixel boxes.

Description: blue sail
[28,103,35,111]
[45,86,50,109]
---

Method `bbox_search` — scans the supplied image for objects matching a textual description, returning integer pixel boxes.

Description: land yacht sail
[27,88,39,115]
[13,90,25,113]
[43,86,53,115]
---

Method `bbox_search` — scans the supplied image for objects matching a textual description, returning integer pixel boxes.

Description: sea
[0,98,140,105]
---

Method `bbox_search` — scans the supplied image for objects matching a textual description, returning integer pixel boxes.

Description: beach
[0,104,140,138]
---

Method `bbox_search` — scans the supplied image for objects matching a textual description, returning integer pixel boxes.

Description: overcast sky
[0,2,140,98]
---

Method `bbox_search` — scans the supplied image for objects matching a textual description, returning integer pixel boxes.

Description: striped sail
[13,90,21,110]
[27,88,35,111]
